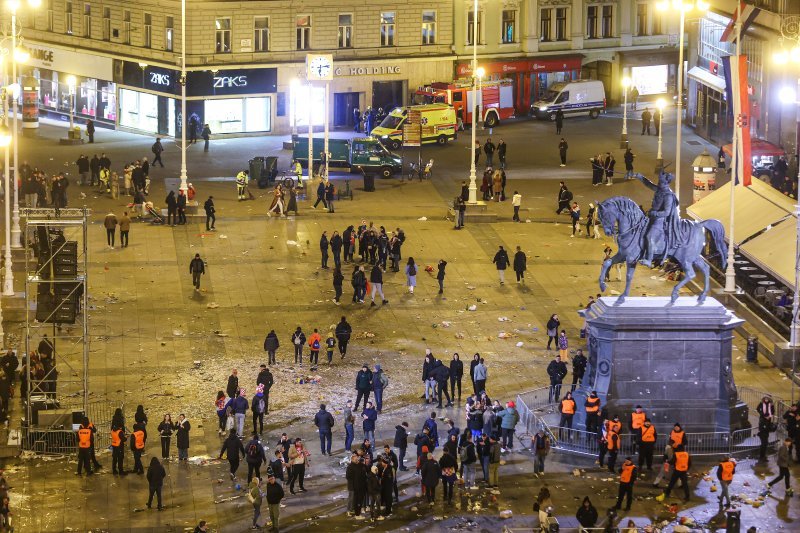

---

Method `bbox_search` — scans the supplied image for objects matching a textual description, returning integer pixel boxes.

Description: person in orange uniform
[599,415,621,472]
[76,417,93,476]
[658,444,691,502]
[716,455,735,509]
[131,421,147,475]
[308,329,322,366]
[87,419,102,471]
[111,425,128,475]
[629,406,646,453]
[638,418,657,471]
[615,457,638,511]
[669,423,686,448]
[559,391,576,440]
[584,391,601,435]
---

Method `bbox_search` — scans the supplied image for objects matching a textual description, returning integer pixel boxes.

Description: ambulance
[370,104,457,150]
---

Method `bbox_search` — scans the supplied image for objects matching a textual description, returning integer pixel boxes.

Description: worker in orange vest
[559,391,576,440]
[599,415,621,472]
[87,419,102,471]
[669,422,686,448]
[111,425,128,476]
[629,405,646,452]
[716,455,736,509]
[615,457,638,511]
[638,418,657,471]
[76,417,93,476]
[584,391,601,434]
[657,444,691,502]
[130,421,147,475]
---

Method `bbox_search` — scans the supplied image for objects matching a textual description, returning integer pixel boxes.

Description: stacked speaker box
[35,241,79,324]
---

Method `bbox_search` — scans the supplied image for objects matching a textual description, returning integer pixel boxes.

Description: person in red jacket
[308,329,322,366]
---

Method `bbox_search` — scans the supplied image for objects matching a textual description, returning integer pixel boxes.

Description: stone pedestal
[574,296,748,433]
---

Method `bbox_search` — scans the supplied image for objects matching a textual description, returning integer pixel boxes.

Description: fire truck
[413,79,515,128]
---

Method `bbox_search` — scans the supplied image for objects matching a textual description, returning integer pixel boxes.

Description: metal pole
[11,13,21,248]
[178,0,187,193]
[656,109,663,161]
[791,79,800,352]
[307,81,313,181]
[324,81,329,180]
[622,86,628,136]
[82,207,89,413]
[3,87,13,297]
[69,90,74,129]
[674,10,685,206]
[723,2,741,293]
[467,0,478,204]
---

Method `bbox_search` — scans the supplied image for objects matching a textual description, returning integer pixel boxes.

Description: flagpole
[723,1,742,293]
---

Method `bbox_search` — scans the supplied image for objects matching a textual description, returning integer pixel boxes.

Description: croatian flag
[722,55,752,186]
[720,2,761,44]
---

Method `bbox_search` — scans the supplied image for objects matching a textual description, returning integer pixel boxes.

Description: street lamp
[178,0,188,193]
[466,0,481,204]
[655,98,666,168]
[621,76,630,148]
[477,66,485,130]
[0,122,11,299]
[66,75,76,130]
[657,0,709,206]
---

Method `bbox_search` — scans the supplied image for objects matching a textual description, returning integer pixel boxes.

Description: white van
[531,80,606,121]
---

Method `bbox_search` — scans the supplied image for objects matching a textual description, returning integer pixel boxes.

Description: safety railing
[21,399,121,455]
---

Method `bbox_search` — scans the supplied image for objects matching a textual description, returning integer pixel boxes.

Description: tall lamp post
[0,97,12,298]
[657,0,708,206]
[178,0,188,193]
[620,76,630,148]
[466,0,480,204]
[66,75,76,130]
[655,98,665,169]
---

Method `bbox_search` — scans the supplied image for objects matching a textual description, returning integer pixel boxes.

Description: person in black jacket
[333,266,344,304]
[330,231,343,269]
[265,473,285,530]
[369,264,387,306]
[436,260,447,294]
[218,428,246,479]
[189,253,205,290]
[320,231,329,269]
[393,422,409,471]
[245,433,267,482]
[146,457,166,510]
[256,364,274,413]
[226,369,239,400]
[176,190,187,224]
[263,331,279,366]
[492,246,510,285]
[420,452,441,502]
[449,353,463,400]
[513,246,527,284]
[204,196,216,231]
[347,456,368,517]
[354,365,373,411]
[291,327,306,365]
[314,403,335,455]
[571,349,587,392]
[547,354,569,402]
[335,316,352,358]
[576,496,598,529]
[157,414,174,460]
[90,154,100,186]
[430,360,452,408]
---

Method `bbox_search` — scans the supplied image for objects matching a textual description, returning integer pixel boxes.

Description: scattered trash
[293,376,322,385]
[499,509,513,519]
[441,321,452,328]
[515,342,524,347]
[497,317,510,322]
[355,331,375,339]
[206,302,219,309]
[219,234,228,239]
[497,332,515,339]
[468,305,477,311]
[172,329,184,336]
[417,216,427,221]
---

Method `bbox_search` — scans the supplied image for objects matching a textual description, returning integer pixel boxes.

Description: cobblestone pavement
[4,112,798,531]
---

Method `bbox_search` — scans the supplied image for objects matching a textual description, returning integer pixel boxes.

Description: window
[586,5,597,39]
[636,3,647,36]
[83,3,90,37]
[216,17,231,53]
[601,5,613,37]
[65,2,73,34]
[502,10,516,43]
[102,7,110,40]
[47,0,54,31]
[165,16,174,51]
[556,8,568,40]
[380,12,395,46]
[254,16,269,51]
[338,14,352,48]
[652,9,663,34]
[143,13,152,48]
[421,11,436,45]
[296,15,311,50]
[467,10,482,45]
[540,8,552,41]
[123,10,131,44]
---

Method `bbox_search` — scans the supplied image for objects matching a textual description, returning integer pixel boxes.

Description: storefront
[117,62,180,136]
[619,50,679,99]
[22,42,116,127]
[455,56,583,115]
[687,59,731,146]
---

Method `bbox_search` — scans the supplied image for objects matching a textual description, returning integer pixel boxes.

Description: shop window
[467,9,483,46]
[586,6,597,39]
[119,88,173,135]
[540,8,552,42]
[144,13,152,48]
[502,10,516,44]
[636,3,647,36]
[205,97,272,134]
[601,5,613,38]
[83,3,90,37]
[47,0,53,31]
[555,8,568,41]
[421,11,436,45]
[380,12,395,47]
[338,14,353,48]
[123,10,131,44]
[165,16,174,51]
[65,1,73,35]
[254,16,269,52]
[102,7,110,41]
[290,84,324,127]
[296,15,311,50]
[216,17,231,53]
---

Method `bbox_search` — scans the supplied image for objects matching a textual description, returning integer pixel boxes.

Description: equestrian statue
[597,171,727,304]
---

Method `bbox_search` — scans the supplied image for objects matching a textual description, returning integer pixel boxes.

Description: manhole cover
[686,140,702,146]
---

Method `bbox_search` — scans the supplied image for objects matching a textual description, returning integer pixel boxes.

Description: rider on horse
[635,172,680,268]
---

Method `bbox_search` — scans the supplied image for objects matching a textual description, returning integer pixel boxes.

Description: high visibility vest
[620,462,635,483]
[585,397,600,413]
[631,412,646,430]
[674,451,689,472]
[608,420,622,434]
[561,399,575,415]
[670,429,685,446]
[641,425,656,443]
[719,460,734,481]
[607,432,619,451]
[236,172,247,186]
[133,430,145,450]
[111,429,123,447]
[77,428,92,449]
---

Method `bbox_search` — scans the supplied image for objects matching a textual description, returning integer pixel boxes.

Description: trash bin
[725,509,741,533]
[746,337,758,363]
[249,157,266,186]
[264,156,278,185]
[360,168,375,192]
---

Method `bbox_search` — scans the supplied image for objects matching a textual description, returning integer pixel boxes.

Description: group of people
[353,106,389,134]
[19,165,70,209]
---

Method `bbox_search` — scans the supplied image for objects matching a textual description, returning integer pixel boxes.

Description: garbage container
[249,157,266,186]
[360,168,375,192]
[264,156,278,185]
[746,337,758,363]
[725,509,741,533]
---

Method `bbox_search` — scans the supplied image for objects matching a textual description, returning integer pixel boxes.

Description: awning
[723,139,785,158]
[687,179,794,246]
[687,66,726,93]
[740,218,797,289]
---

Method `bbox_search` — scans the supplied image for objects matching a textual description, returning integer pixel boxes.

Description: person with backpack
[245,433,267,482]
[460,432,478,488]
[405,257,417,294]
[151,138,165,167]
[325,334,336,364]
[291,327,306,365]
[372,364,389,413]
[313,403,335,455]
[307,328,322,366]
[218,428,246,480]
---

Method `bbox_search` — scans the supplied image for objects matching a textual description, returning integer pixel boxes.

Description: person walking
[547,353,568,402]
[265,472,284,531]
[513,246,526,284]
[586,203,600,239]
[151,138,165,167]
[717,455,736,509]
[189,253,205,291]
[641,108,652,135]
[291,327,306,365]
[118,211,131,248]
[103,211,118,249]
[325,181,336,213]
[314,403,335,456]
[558,137,568,166]
[656,445,692,502]
[201,124,211,152]
[497,139,507,169]
[219,429,246,480]
[335,316,352,359]
[204,196,216,231]
[765,438,794,496]
[233,391,249,438]
[555,109,564,134]
[369,264,388,306]
[531,429,550,475]
[175,414,191,461]
[249,477,264,530]
[146,457,166,510]
[511,190,522,222]
[256,365,274,414]
[615,457,637,511]
[157,414,174,460]
[332,266,344,304]
[570,202,582,237]
[246,433,267,482]
[492,245,510,285]
[405,257,417,294]
[313,179,328,210]
[556,182,572,214]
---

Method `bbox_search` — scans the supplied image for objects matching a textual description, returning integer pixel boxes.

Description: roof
[722,139,785,158]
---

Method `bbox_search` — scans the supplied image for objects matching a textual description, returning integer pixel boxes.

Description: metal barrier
[21,399,121,455]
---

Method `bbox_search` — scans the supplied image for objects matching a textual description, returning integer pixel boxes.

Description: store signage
[187,68,276,96]
[213,75,247,88]
[150,72,172,86]
[334,65,401,77]
[25,41,114,80]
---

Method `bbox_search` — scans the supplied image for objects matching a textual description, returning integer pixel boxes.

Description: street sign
[403,109,422,147]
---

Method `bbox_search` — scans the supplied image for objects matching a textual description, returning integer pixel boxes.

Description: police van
[531,80,606,121]
[370,104,457,150]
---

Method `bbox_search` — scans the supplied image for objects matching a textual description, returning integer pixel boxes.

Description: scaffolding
[20,207,95,454]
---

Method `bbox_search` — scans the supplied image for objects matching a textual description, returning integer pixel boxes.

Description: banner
[721,55,752,186]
